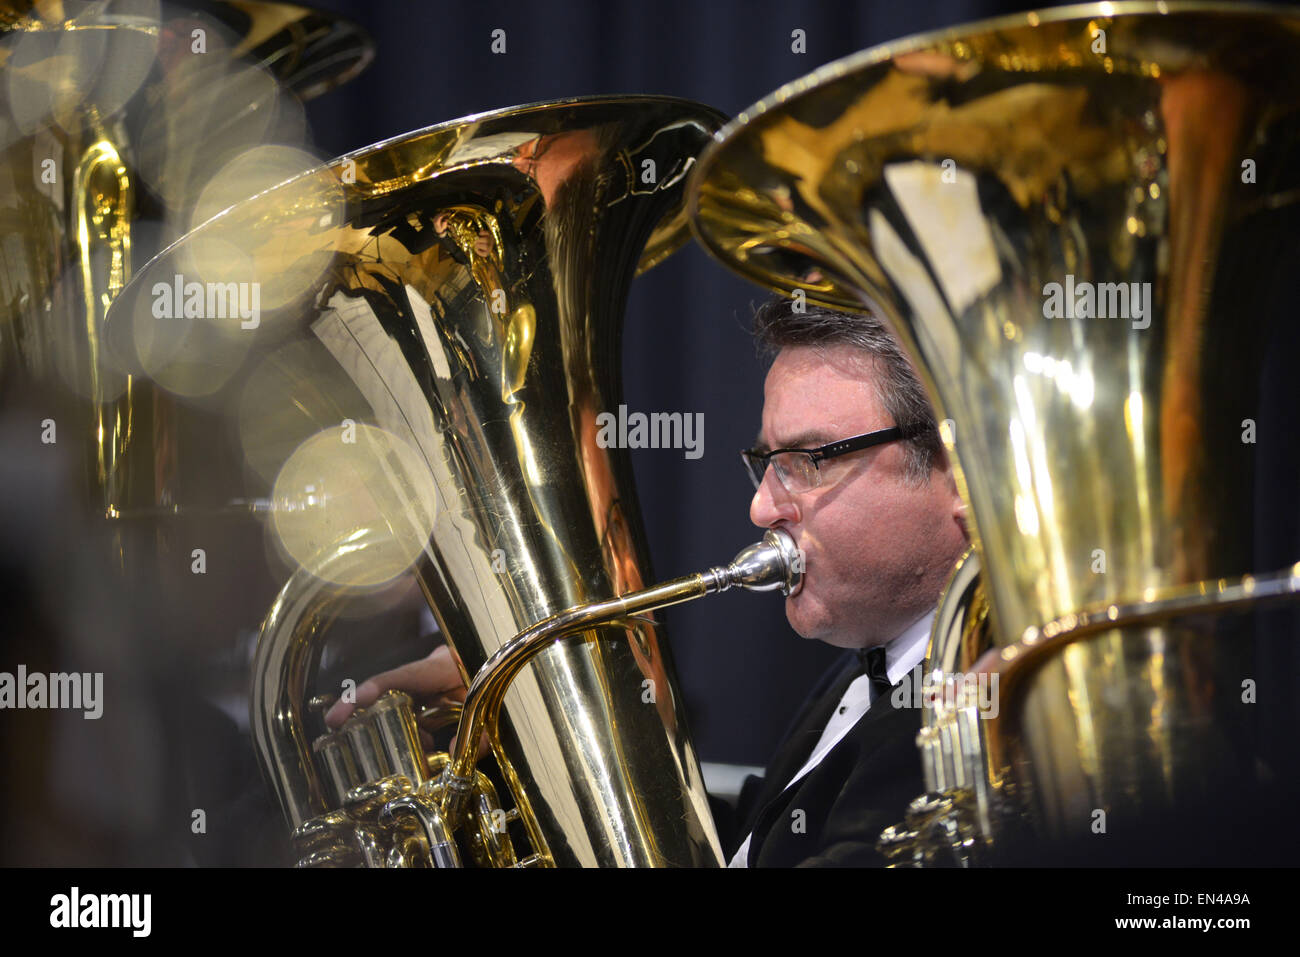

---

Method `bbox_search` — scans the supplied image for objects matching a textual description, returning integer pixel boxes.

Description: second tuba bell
[689,2,1300,863]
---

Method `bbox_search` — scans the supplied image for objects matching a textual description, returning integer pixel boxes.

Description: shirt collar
[883,608,935,686]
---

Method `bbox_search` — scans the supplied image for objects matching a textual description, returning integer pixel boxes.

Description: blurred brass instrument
[0,0,370,512]
[0,0,370,865]
[690,2,1300,863]
[104,96,804,867]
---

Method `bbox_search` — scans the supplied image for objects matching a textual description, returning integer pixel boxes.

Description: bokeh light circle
[271,424,438,588]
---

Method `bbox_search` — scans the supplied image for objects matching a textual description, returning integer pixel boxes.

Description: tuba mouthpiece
[718,528,803,596]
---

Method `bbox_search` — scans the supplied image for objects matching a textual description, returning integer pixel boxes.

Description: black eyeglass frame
[740,423,930,491]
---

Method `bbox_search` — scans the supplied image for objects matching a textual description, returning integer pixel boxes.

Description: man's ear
[954,497,972,543]
[936,448,972,543]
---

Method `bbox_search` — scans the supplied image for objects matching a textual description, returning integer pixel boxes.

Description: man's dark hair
[752,297,944,484]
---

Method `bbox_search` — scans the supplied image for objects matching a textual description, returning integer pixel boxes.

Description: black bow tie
[856,645,893,700]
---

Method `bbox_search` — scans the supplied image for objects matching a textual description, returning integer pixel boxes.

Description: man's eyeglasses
[741,424,928,493]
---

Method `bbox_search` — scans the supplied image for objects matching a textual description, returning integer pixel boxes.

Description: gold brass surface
[929,547,989,678]
[108,96,733,866]
[690,2,1300,848]
[440,527,802,793]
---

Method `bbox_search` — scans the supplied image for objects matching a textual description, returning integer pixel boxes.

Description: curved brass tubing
[989,563,1300,736]
[441,529,803,812]
[251,526,390,829]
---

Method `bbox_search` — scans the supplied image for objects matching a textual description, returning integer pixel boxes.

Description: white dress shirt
[728,609,935,868]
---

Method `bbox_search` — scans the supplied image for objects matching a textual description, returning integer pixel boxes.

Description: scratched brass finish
[108,97,730,866]
[690,3,1300,848]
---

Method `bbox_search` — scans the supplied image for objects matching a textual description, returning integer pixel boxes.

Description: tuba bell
[104,96,806,866]
[689,2,1300,863]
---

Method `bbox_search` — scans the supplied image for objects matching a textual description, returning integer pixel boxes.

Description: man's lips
[788,536,809,597]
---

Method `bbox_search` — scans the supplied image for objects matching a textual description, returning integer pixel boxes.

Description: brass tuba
[689,2,1300,863]
[103,96,807,867]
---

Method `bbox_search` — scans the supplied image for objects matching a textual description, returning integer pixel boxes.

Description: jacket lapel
[742,653,862,833]
[745,659,928,865]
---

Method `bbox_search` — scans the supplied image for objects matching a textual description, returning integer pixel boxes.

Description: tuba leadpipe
[440,529,802,807]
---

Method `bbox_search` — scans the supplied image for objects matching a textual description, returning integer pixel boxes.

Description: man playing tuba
[327,296,970,867]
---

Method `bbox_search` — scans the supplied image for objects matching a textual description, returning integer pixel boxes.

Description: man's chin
[784,593,827,642]
[785,592,872,649]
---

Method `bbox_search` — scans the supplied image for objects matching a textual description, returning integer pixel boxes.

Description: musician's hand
[323,645,487,757]
[324,645,464,739]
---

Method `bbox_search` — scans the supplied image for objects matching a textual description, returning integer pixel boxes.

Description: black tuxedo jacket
[716,651,924,867]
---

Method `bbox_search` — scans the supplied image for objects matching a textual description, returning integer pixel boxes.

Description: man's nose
[749,469,799,528]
